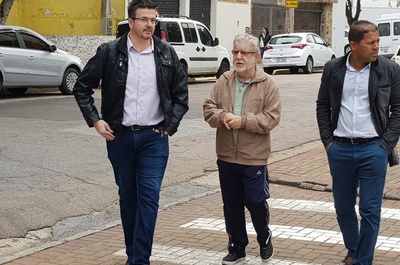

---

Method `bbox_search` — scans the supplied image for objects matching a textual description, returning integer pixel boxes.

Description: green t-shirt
[233,77,250,145]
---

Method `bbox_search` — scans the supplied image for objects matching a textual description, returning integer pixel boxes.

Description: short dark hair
[348,20,378,44]
[127,0,158,19]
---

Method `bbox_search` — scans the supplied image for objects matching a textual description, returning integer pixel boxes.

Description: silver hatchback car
[0,25,84,95]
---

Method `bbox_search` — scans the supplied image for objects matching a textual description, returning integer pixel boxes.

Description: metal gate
[156,0,179,16]
[190,0,211,29]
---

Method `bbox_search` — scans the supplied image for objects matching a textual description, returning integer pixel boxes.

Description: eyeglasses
[231,50,258,56]
[131,17,158,25]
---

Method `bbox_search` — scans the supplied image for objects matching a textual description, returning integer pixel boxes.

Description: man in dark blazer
[316,20,400,265]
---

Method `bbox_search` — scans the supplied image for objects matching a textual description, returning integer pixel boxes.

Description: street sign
[286,0,298,8]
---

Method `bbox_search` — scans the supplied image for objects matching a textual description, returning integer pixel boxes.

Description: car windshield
[269,36,302,45]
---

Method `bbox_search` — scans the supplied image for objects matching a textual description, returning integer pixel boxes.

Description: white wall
[353,7,400,25]
[362,0,391,7]
[210,0,251,61]
[331,0,347,57]
[332,1,400,57]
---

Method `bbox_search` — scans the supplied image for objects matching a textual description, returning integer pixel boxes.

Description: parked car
[344,29,350,54]
[391,44,400,65]
[0,25,84,95]
[116,15,230,79]
[376,13,400,58]
[262,32,335,74]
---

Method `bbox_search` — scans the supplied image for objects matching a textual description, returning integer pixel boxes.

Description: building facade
[3,0,345,61]
[5,0,126,36]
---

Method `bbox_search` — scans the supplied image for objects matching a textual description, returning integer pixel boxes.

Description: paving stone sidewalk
[3,145,400,265]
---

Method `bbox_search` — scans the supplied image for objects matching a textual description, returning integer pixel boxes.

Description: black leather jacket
[316,54,400,166]
[73,34,188,136]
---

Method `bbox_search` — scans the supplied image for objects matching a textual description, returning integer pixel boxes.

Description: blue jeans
[107,129,169,265]
[327,140,387,265]
[217,160,271,253]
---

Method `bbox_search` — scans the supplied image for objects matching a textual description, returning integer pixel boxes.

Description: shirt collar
[346,52,371,72]
[127,33,154,53]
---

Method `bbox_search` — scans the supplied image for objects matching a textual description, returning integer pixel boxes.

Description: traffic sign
[286,0,298,8]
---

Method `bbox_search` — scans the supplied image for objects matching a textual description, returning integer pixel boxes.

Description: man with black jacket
[73,0,188,264]
[316,20,400,265]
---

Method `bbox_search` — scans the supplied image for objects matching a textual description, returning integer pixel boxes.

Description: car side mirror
[49,44,57,52]
[213,37,219,46]
[325,42,331,47]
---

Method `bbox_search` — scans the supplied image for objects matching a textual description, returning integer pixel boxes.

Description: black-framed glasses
[231,50,258,56]
[131,17,158,25]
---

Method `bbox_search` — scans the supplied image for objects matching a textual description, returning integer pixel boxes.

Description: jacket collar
[337,52,384,75]
[116,32,166,55]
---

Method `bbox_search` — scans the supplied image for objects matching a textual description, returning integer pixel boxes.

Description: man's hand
[324,142,332,151]
[93,120,115,141]
[154,129,169,137]
[223,113,242,130]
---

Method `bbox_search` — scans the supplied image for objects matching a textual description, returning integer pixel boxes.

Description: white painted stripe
[114,244,320,265]
[181,218,400,253]
[269,198,400,220]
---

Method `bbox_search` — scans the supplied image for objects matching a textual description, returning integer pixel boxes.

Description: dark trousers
[107,129,169,265]
[217,159,271,253]
[327,140,387,265]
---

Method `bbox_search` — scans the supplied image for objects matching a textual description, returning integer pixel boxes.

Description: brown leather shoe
[339,255,354,265]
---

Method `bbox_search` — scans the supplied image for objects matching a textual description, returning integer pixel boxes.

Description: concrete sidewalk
[2,143,400,265]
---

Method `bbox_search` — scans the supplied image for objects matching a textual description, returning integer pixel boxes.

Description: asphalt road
[0,70,323,258]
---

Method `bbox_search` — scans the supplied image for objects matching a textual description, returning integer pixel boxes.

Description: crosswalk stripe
[114,244,321,265]
[114,198,400,263]
[181,218,400,252]
[269,198,400,220]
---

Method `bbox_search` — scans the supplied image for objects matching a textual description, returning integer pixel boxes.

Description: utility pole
[101,0,112,35]
[284,0,298,33]
[285,8,295,33]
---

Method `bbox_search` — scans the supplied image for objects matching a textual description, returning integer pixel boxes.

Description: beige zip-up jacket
[204,67,281,165]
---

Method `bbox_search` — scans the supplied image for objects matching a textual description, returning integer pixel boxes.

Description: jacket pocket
[243,96,263,114]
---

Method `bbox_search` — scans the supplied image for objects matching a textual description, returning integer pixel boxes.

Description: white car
[117,15,230,79]
[344,29,351,54]
[391,44,400,65]
[262,32,335,74]
[0,25,84,95]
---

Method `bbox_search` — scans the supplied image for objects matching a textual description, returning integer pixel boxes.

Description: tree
[345,0,361,27]
[0,0,16,25]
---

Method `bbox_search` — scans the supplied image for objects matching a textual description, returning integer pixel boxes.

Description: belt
[123,125,156,131]
[334,136,379,145]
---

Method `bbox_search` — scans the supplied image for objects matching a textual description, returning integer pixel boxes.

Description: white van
[376,13,400,58]
[117,15,231,79]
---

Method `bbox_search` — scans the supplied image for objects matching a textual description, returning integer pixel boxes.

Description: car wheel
[303,57,313,74]
[59,68,79,95]
[344,44,351,54]
[264,67,274,75]
[216,59,230,79]
[9,88,28,95]
[289,67,299,74]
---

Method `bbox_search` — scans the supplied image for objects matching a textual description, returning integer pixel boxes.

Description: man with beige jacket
[203,33,281,265]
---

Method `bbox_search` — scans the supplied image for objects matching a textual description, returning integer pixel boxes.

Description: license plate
[276,58,286,62]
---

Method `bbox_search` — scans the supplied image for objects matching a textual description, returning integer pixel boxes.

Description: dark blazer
[316,54,400,166]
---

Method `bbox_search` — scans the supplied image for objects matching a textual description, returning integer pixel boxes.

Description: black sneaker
[260,239,274,261]
[222,250,246,264]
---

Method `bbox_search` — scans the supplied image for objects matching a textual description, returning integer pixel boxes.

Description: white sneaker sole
[261,252,274,262]
[221,257,246,264]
